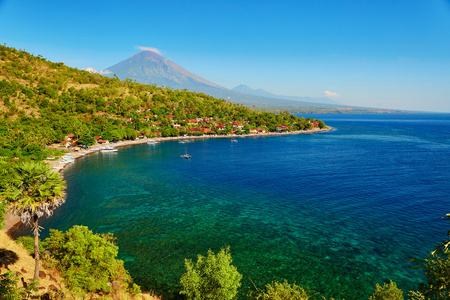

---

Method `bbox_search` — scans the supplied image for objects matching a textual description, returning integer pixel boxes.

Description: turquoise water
[25,114,450,299]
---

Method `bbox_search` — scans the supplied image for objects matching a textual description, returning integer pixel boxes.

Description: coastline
[2,126,333,233]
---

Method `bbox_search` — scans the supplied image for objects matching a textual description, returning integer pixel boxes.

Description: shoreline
[3,126,333,233]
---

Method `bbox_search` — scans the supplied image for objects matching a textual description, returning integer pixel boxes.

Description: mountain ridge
[103,51,341,111]
[232,84,341,105]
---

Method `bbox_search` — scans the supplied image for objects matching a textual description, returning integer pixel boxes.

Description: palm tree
[1,161,66,281]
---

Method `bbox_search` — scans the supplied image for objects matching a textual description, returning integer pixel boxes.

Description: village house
[256,127,266,134]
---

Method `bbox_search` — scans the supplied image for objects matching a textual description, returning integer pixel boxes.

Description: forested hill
[0,45,325,160]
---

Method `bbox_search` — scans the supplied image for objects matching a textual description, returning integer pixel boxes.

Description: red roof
[67,134,74,138]
[98,139,108,143]
[187,128,202,132]
[165,115,173,118]
[144,116,151,119]
[94,136,102,140]
[188,119,198,123]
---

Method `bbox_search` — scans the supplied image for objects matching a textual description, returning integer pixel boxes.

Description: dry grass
[0,230,66,295]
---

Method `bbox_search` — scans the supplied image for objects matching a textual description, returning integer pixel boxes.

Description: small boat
[147,140,158,145]
[101,146,118,152]
[180,150,192,159]
[231,139,238,143]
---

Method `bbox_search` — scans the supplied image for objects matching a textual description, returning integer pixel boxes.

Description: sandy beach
[3,126,333,232]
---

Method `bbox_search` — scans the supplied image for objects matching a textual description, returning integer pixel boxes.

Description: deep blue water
[29,114,450,299]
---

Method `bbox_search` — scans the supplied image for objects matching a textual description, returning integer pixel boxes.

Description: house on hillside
[256,127,266,134]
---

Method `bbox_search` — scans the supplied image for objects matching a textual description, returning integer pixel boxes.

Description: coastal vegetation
[0,44,326,165]
[0,44,448,299]
[2,161,65,281]
[180,246,242,300]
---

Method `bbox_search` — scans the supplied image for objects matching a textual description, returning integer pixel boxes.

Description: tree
[368,281,403,300]
[180,246,242,300]
[42,225,139,294]
[318,120,326,129]
[414,213,450,299]
[1,161,65,281]
[249,280,311,300]
[0,271,38,300]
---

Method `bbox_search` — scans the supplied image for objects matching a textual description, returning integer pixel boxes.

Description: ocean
[30,113,450,299]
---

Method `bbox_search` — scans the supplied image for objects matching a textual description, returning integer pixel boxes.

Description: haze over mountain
[103,51,342,111]
[232,84,341,105]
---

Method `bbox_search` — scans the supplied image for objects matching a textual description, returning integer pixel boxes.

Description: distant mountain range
[232,84,341,105]
[103,51,345,111]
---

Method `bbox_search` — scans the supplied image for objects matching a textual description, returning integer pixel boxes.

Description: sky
[1,0,450,112]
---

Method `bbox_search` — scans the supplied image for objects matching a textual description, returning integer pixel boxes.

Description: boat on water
[231,139,238,143]
[147,140,158,145]
[180,150,192,159]
[101,146,118,152]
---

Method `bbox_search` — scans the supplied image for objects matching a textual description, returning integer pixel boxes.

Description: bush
[180,246,242,300]
[0,271,38,300]
[368,280,403,300]
[249,280,312,300]
[414,213,450,299]
[16,236,44,257]
[42,225,137,294]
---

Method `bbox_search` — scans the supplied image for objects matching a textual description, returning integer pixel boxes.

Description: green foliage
[318,120,326,129]
[413,213,450,299]
[42,225,137,294]
[77,134,95,146]
[368,281,403,300]
[0,271,38,300]
[0,199,5,230]
[249,280,312,300]
[16,236,44,256]
[180,246,242,300]
[0,44,327,161]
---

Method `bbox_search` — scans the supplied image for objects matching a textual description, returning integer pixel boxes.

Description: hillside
[0,45,327,161]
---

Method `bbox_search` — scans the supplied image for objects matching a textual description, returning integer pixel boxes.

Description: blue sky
[1,0,449,112]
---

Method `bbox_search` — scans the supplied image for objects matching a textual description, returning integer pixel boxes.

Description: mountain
[103,51,344,111]
[232,84,341,105]
[104,50,223,91]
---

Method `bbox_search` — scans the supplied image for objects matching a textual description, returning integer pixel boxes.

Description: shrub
[180,246,242,300]
[0,271,38,300]
[368,280,403,300]
[42,225,137,294]
[414,213,450,299]
[249,280,312,300]
[16,236,44,257]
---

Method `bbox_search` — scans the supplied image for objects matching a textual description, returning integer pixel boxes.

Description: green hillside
[0,44,325,161]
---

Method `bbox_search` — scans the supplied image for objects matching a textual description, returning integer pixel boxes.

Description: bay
[29,113,450,299]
